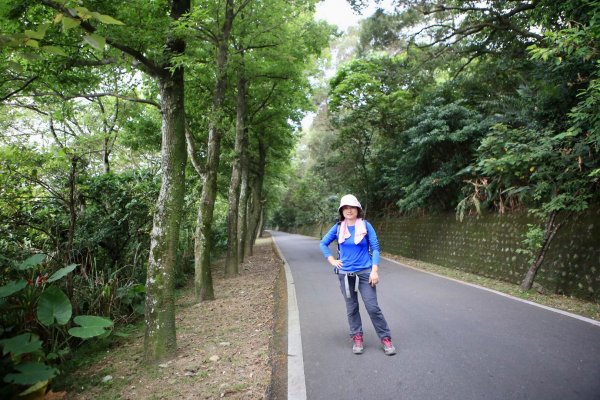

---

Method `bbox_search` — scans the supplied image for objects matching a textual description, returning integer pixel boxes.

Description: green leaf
[72,315,113,328]
[18,254,46,270]
[25,30,44,40]
[0,280,27,298]
[62,17,81,30]
[37,286,72,326]
[0,333,42,356]
[68,315,113,339]
[47,264,78,283]
[83,34,106,50]
[21,52,43,61]
[68,326,108,339]
[25,23,50,40]
[7,61,24,73]
[25,39,39,48]
[93,13,125,26]
[3,362,58,385]
[42,46,68,56]
[74,6,92,20]
[133,303,144,315]
[19,379,49,396]
[46,347,70,361]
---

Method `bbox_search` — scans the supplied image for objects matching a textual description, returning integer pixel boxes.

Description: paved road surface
[271,231,600,400]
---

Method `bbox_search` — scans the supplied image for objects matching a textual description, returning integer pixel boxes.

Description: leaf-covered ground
[58,235,286,400]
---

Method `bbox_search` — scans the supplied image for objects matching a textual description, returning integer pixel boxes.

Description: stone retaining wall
[282,209,600,302]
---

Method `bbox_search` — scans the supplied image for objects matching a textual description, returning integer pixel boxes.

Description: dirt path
[62,235,286,400]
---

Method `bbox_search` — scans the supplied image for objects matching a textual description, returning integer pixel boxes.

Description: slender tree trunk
[237,158,249,263]
[247,138,266,253]
[67,156,78,263]
[244,185,255,257]
[242,176,257,258]
[224,66,248,277]
[64,155,80,300]
[195,0,234,300]
[144,0,189,362]
[256,208,264,239]
[520,211,562,291]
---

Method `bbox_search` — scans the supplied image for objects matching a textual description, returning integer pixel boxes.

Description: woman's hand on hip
[328,256,342,268]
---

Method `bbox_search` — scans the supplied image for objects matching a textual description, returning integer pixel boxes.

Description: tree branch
[414,1,543,50]
[40,0,163,76]
[2,101,49,115]
[185,122,206,180]
[0,76,38,102]
[79,93,160,108]
[65,57,119,68]
[249,82,277,122]
[15,91,160,108]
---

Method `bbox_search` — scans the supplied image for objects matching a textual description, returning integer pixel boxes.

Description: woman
[319,194,396,356]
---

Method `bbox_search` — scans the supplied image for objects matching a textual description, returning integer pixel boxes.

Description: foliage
[0,254,112,398]
[274,0,600,293]
[516,224,544,265]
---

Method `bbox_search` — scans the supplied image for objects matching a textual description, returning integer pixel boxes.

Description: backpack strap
[335,221,341,259]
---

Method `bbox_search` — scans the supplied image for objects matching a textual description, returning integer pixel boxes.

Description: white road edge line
[272,235,307,400]
[383,256,600,328]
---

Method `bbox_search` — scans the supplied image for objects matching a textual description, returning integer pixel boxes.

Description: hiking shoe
[381,337,396,356]
[352,334,364,354]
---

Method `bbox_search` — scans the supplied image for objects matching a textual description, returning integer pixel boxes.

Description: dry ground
[59,235,286,400]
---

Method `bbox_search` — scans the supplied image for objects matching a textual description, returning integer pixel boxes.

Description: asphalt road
[271,231,600,400]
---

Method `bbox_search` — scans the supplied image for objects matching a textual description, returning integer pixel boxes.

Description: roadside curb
[271,235,307,400]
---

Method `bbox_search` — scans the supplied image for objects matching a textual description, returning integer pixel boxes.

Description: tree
[222,0,333,275]
[183,0,235,301]
[1,0,191,362]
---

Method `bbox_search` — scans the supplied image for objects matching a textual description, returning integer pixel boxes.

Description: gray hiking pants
[337,268,392,340]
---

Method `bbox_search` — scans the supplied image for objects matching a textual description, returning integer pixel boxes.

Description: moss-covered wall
[373,213,534,283]
[284,209,600,302]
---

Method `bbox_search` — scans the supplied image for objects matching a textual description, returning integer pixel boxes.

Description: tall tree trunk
[520,210,562,291]
[224,65,248,277]
[246,137,266,254]
[65,155,79,300]
[67,155,78,263]
[144,70,187,361]
[237,157,249,263]
[194,0,234,300]
[144,0,189,362]
[256,208,264,239]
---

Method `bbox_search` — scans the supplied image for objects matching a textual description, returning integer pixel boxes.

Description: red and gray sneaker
[352,334,364,354]
[381,337,396,356]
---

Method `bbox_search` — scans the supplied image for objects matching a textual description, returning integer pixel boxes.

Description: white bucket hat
[338,194,362,211]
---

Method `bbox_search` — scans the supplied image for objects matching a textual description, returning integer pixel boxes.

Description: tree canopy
[0,0,331,395]
[277,0,599,291]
